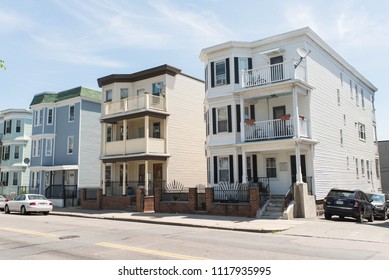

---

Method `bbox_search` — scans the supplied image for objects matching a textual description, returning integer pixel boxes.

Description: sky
[1,0,389,139]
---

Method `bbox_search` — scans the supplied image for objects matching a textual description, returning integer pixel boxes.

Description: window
[358,123,366,140]
[361,159,365,176]
[13,172,18,186]
[34,110,43,126]
[120,88,128,99]
[247,157,252,181]
[152,122,161,138]
[361,88,365,108]
[14,146,20,159]
[69,105,75,122]
[349,80,353,99]
[337,89,340,105]
[375,158,380,178]
[356,158,359,177]
[215,60,226,85]
[366,160,370,180]
[1,172,9,186]
[37,139,41,156]
[16,120,21,132]
[355,84,358,105]
[105,89,112,102]
[266,158,277,178]
[218,157,229,182]
[46,139,53,156]
[47,108,53,125]
[106,125,112,142]
[32,140,42,157]
[2,146,10,160]
[217,107,228,133]
[67,136,74,155]
[4,120,12,134]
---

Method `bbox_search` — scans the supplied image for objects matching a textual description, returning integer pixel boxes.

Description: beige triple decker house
[97,65,206,201]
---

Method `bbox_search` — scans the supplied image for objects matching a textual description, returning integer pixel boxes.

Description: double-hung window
[46,139,53,156]
[217,107,228,133]
[358,123,366,140]
[67,136,74,155]
[215,61,226,86]
[2,146,10,160]
[266,158,277,178]
[5,120,12,134]
[16,120,21,133]
[218,157,230,182]
[14,146,20,159]
[47,108,53,125]
[69,105,75,122]
[105,89,112,102]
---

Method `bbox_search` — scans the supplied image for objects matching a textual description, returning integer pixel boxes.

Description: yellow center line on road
[96,242,207,260]
[0,226,59,238]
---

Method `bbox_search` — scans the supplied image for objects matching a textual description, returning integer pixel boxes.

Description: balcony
[103,94,166,117]
[241,60,306,88]
[245,118,308,141]
[105,137,166,156]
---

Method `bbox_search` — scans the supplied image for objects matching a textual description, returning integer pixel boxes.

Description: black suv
[367,193,389,220]
[323,188,374,223]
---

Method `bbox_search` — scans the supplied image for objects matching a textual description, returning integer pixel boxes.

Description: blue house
[29,86,101,207]
[0,109,32,196]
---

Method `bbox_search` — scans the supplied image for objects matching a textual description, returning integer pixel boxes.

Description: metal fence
[213,182,249,203]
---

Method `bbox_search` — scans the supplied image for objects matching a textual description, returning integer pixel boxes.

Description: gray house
[378,140,389,193]
[29,86,101,207]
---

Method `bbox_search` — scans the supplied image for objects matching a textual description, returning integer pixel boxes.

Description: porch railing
[242,60,305,88]
[245,118,308,141]
[103,94,166,117]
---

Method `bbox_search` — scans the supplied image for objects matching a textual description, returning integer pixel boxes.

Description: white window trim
[215,60,226,86]
[67,136,74,155]
[47,108,54,125]
[46,138,53,156]
[68,105,75,122]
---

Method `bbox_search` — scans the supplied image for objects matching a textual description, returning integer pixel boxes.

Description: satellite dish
[155,82,165,89]
[295,48,311,68]
[296,47,311,58]
[24,158,30,165]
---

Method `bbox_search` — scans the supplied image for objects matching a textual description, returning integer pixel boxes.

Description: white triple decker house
[200,27,381,202]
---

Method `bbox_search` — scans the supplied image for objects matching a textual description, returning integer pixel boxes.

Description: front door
[270,55,284,81]
[290,155,307,183]
[273,106,286,137]
[153,163,163,192]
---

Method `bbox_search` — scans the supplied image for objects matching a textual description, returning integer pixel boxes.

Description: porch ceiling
[100,153,170,163]
[101,110,169,124]
[238,137,318,153]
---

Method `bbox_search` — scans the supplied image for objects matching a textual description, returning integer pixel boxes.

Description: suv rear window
[328,190,355,199]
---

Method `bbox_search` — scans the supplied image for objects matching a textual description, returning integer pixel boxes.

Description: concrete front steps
[257,195,285,219]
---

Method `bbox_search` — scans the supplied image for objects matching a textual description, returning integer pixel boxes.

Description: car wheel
[384,210,388,220]
[43,212,49,215]
[21,206,27,215]
[368,212,374,222]
[4,205,10,214]
[324,213,332,220]
[356,210,363,223]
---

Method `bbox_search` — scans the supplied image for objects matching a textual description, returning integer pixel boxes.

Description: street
[1,212,389,260]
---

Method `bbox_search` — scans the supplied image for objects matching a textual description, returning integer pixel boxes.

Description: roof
[97,64,182,87]
[30,86,101,106]
[199,27,377,92]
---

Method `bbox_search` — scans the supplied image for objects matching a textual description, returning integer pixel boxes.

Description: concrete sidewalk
[51,207,309,233]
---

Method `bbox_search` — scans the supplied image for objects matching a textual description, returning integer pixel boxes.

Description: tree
[0,59,6,70]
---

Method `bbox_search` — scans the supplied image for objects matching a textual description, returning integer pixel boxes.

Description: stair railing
[282,183,294,212]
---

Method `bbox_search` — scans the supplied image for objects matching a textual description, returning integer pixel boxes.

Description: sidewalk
[51,207,309,233]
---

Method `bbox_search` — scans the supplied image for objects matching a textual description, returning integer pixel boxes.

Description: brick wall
[80,188,136,210]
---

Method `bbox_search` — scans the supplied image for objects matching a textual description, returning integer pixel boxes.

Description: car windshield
[368,194,384,203]
[328,190,355,198]
[27,195,47,200]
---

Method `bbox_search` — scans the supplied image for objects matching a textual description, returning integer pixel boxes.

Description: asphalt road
[1,212,389,260]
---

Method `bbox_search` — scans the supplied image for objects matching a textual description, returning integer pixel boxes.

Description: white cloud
[0,9,35,33]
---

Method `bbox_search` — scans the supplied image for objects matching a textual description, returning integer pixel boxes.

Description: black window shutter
[213,156,218,184]
[226,58,230,85]
[229,155,234,183]
[248,58,252,69]
[234,57,239,84]
[250,104,255,120]
[236,104,241,132]
[238,155,243,183]
[212,108,217,134]
[227,105,232,132]
[253,155,258,183]
[210,62,215,88]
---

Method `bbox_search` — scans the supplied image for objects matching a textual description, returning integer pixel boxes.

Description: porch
[102,94,166,118]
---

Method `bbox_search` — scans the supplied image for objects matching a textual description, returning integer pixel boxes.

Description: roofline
[97,64,182,87]
[199,27,377,92]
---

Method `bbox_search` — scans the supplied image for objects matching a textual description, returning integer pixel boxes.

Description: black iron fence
[161,180,188,201]
[45,184,78,206]
[213,182,249,203]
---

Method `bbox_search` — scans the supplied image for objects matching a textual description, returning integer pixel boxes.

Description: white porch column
[242,149,247,183]
[123,119,127,153]
[122,162,127,195]
[101,123,107,155]
[295,143,303,183]
[145,116,150,153]
[240,95,245,143]
[292,85,300,138]
[233,149,239,184]
[102,163,106,195]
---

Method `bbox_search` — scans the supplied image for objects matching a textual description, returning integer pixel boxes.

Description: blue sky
[1,0,389,139]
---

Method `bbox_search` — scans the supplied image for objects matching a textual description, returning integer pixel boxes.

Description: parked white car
[4,194,53,215]
[0,194,8,211]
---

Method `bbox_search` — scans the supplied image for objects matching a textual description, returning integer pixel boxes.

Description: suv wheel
[324,213,332,220]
